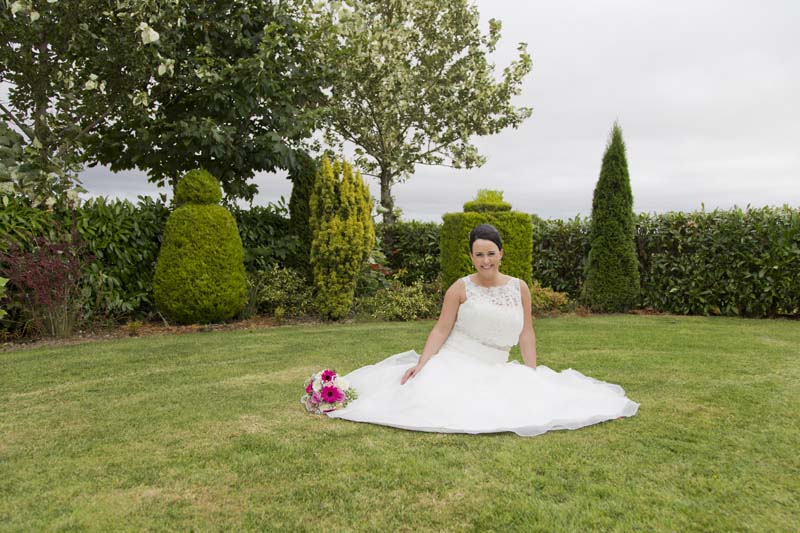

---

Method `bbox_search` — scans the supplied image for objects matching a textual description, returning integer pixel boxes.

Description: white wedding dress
[327,276,639,436]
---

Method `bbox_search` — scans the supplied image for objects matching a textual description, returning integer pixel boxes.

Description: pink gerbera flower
[321,385,344,403]
[305,381,313,394]
[320,369,337,383]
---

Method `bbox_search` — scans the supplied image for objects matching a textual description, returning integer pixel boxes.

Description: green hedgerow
[581,122,640,312]
[153,170,246,323]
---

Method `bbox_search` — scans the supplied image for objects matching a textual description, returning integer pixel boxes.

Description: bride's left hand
[400,364,423,385]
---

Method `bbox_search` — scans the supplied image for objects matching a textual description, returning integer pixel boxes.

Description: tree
[318,0,533,227]
[88,1,328,201]
[581,122,640,312]
[0,0,158,207]
[309,156,374,319]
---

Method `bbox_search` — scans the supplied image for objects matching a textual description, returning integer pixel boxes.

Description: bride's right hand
[401,364,424,385]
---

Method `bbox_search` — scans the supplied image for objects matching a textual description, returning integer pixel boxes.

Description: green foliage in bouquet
[153,170,246,323]
[581,123,640,312]
[440,205,533,289]
[309,157,375,320]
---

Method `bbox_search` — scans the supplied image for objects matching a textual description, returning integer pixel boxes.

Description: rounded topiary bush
[153,170,246,323]
[175,169,223,206]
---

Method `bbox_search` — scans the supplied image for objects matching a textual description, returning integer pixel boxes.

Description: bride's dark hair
[469,224,503,252]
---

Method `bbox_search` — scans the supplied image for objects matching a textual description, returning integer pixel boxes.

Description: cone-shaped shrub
[309,156,374,319]
[581,122,640,311]
[153,170,246,323]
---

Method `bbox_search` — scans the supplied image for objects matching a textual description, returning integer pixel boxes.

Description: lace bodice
[439,275,524,364]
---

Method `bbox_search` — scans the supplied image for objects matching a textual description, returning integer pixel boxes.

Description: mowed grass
[1,315,799,531]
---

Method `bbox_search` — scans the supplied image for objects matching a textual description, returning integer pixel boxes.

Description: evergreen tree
[287,152,318,275]
[309,156,374,319]
[581,123,640,311]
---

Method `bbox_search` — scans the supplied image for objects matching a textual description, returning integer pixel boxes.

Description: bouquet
[301,369,358,414]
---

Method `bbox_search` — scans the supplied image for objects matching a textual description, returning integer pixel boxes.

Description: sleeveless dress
[326,276,639,436]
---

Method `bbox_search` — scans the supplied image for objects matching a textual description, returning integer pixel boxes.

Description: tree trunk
[379,169,396,227]
[379,168,397,254]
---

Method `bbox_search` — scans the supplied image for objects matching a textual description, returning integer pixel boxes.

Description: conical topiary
[581,122,640,311]
[153,169,246,323]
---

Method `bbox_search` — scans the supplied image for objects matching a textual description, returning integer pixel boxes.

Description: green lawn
[1,315,798,531]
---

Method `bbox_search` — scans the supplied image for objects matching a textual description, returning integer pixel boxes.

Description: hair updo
[469,223,503,253]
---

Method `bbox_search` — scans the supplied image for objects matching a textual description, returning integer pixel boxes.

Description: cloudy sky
[79,0,800,221]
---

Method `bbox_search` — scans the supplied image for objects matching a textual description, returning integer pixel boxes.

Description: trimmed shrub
[379,220,441,284]
[637,207,800,317]
[355,280,441,321]
[440,211,533,289]
[153,170,246,323]
[175,169,222,206]
[463,189,512,213]
[309,157,375,319]
[581,123,640,311]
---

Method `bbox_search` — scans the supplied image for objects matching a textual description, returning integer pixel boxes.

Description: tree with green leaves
[0,0,158,207]
[318,0,532,227]
[88,1,328,201]
[309,156,374,320]
[1,0,327,206]
[581,122,640,312]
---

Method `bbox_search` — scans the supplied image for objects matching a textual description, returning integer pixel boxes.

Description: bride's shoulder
[445,277,468,303]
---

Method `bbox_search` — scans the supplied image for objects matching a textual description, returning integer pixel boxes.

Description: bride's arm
[400,281,463,384]
[518,280,537,369]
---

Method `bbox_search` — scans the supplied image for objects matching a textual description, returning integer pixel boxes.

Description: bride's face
[470,239,503,274]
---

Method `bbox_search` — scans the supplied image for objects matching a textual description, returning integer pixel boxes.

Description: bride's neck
[473,271,503,286]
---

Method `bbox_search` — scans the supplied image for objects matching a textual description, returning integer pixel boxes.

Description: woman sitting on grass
[327,224,639,436]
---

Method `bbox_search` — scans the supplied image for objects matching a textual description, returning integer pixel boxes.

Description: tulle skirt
[326,349,639,437]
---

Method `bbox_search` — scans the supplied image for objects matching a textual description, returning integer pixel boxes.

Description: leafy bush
[531,215,590,298]
[0,233,89,337]
[356,280,441,321]
[529,281,572,316]
[76,196,169,322]
[310,157,374,319]
[581,123,640,311]
[247,266,315,318]
[0,276,8,320]
[154,171,247,324]
[379,220,441,284]
[232,200,299,272]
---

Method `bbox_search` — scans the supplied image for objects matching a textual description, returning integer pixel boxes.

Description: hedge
[440,211,533,289]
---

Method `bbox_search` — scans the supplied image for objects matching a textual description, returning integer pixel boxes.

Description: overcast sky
[79,0,800,221]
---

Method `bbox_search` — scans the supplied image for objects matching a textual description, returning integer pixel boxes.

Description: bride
[326,224,639,436]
